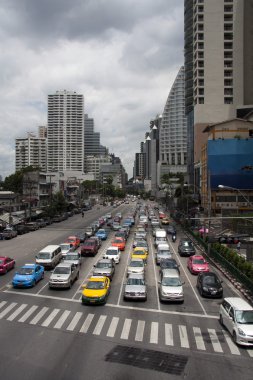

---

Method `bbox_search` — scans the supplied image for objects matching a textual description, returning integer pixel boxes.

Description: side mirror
[158,281,161,284]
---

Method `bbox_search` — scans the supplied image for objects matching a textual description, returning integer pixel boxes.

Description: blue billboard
[207,139,253,189]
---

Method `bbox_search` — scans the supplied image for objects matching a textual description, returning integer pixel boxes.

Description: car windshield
[193,259,205,264]
[60,244,71,250]
[18,268,34,275]
[127,278,145,286]
[96,262,111,268]
[37,253,50,259]
[113,239,122,244]
[53,267,70,274]
[133,250,145,255]
[84,241,95,246]
[86,281,105,289]
[106,250,117,256]
[98,230,105,234]
[203,275,219,285]
[129,261,143,267]
[158,250,170,255]
[162,277,181,286]
[0,259,4,264]
[235,310,253,324]
[63,254,79,261]
[182,241,193,247]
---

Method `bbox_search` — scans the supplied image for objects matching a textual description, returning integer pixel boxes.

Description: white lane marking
[54,310,71,329]
[121,318,132,340]
[150,321,159,344]
[165,323,174,346]
[247,349,253,357]
[0,302,17,319]
[0,301,7,310]
[30,307,49,325]
[135,320,145,342]
[66,311,83,331]
[116,235,133,306]
[169,240,208,316]
[18,305,38,323]
[36,281,50,294]
[193,327,206,350]
[93,315,107,335]
[41,308,60,327]
[107,316,119,337]
[222,330,240,355]
[79,313,94,333]
[179,325,190,348]
[7,304,27,321]
[208,328,223,352]
[149,235,160,310]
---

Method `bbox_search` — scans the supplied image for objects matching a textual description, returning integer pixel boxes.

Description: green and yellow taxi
[81,276,110,305]
[131,247,148,264]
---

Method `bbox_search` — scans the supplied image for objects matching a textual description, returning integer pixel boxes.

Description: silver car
[127,258,145,276]
[156,247,172,265]
[93,259,115,280]
[62,252,82,267]
[124,274,147,301]
[49,263,79,289]
[158,269,184,303]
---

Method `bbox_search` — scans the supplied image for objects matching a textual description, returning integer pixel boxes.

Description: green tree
[2,166,40,193]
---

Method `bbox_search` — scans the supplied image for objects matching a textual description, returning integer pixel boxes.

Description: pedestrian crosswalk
[0,300,252,357]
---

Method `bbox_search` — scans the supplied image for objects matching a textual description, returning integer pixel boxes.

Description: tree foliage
[2,166,39,193]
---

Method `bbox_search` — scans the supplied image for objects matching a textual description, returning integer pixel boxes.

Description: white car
[103,246,121,263]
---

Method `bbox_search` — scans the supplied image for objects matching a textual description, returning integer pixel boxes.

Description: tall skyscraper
[184,0,253,183]
[158,66,187,181]
[47,90,84,172]
[84,114,101,156]
[15,132,47,172]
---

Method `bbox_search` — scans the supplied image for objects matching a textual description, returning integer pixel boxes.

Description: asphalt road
[0,203,253,380]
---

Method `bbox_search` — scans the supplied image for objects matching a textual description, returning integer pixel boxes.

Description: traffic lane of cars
[166,232,240,315]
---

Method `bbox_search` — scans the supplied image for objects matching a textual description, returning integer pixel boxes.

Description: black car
[159,258,180,275]
[166,225,176,235]
[178,239,196,257]
[197,272,223,298]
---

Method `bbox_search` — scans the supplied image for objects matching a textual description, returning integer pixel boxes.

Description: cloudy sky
[0,0,184,178]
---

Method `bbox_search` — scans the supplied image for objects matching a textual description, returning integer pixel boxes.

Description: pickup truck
[49,263,79,289]
[0,228,18,239]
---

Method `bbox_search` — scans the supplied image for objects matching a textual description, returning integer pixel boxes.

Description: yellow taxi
[131,247,148,263]
[81,276,110,305]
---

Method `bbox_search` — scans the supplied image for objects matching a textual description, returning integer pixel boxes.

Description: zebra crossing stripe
[66,312,83,331]
[179,325,189,348]
[222,330,240,355]
[30,307,49,325]
[107,317,119,337]
[79,313,94,333]
[0,302,17,319]
[93,315,107,335]
[193,327,206,350]
[7,304,27,321]
[120,318,132,340]
[208,329,223,352]
[0,301,7,310]
[54,310,71,329]
[150,322,159,344]
[135,320,145,342]
[41,309,60,327]
[18,305,38,323]
[247,349,253,357]
[165,323,173,346]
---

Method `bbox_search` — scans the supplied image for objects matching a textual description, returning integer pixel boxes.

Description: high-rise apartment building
[15,133,47,172]
[47,90,84,172]
[184,0,253,183]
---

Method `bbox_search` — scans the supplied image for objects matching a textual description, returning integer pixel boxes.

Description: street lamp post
[218,185,253,210]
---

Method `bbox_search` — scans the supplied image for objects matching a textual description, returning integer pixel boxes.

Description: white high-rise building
[15,133,47,172]
[47,90,84,172]
[159,66,187,177]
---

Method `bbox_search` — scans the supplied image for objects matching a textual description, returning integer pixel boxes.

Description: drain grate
[105,345,188,375]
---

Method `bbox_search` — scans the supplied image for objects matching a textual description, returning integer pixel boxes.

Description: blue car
[12,264,44,288]
[95,228,108,240]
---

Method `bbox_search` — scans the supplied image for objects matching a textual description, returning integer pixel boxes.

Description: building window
[198,97,204,104]
[224,79,233,86]
[224,42,233,49]
[224,97,233,104]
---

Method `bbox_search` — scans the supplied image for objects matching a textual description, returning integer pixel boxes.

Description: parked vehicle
[15,224,31,235]
[49,263,79,289]
[25,221,40,231]
[219,297,253,346]
[36,218,47,228]
[0,256,15,274]
[0,227,18,239]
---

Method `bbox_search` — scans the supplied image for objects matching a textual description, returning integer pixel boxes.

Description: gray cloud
[0,0,184,178]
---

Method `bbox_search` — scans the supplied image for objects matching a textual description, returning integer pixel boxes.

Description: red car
[65,236,80,249]
[187,255,209,275]
[80,238,99,257]
[111,237,126,251]
[0,256,15,274]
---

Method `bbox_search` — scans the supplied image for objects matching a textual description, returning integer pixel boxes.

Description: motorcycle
[172,234,177,243]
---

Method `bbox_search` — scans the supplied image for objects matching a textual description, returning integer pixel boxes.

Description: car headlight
[203,286,208,291]
[238,328,246,336]
[161,290,167,296]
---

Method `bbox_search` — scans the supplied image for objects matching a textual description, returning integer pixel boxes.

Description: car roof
[128,273,145,279]
[55,263,72,268]
[162,268,180,277]
[192,255,204,259]
[88,276,107,281]
[22,264,36,268]
[97,258,112,263]
[223,297,253,311]
[129,258,144,262]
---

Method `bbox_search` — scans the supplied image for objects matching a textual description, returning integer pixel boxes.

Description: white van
[219,297,253,346]
[154,229,167,247]
[36,245,62,269]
